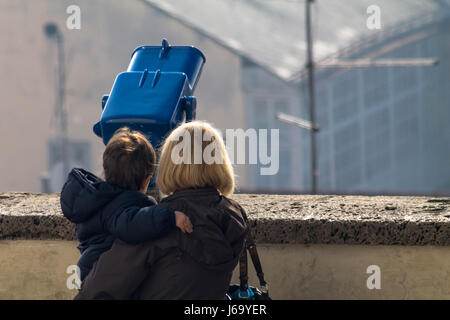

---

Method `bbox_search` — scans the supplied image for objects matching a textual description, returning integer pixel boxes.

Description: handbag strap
[245,229,267,289]
[238,214,268,293]
[239,239,249,291]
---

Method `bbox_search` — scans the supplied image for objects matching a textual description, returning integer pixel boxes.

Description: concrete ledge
[0,193,75,241]
[1,192,449,245]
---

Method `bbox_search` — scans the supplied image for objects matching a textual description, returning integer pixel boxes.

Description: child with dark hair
[60,127,192,281]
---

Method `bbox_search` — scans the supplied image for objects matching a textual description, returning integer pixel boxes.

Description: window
[364,108,391,179]
[253,97,269,129]
[332,71,359,123]
[393,93,420,161]
[333,121,362,189]
[316,84,330,130]
[363,68,389,110]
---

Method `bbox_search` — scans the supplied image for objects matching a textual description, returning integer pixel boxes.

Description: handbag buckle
[237,288,254,300]
[260,284,269,294]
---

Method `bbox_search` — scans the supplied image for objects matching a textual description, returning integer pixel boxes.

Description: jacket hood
[60,168,125,223]
[161,188,248,272]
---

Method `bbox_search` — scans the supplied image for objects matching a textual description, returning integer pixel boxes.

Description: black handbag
[227,221,271,300]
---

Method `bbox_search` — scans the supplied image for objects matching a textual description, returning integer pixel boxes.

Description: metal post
[56,33,69,180]
[45,23,69,183]
[305,0,318,194]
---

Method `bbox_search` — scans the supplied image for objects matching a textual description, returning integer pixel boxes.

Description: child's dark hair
[103,127,156,191]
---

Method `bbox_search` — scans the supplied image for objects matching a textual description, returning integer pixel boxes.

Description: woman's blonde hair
[156,121,235,196]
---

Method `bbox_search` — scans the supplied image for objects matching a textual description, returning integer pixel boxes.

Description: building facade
[243,15,450,194]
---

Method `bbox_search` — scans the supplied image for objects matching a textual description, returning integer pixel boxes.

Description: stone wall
[1,192,449,245]
[0,192,449,299]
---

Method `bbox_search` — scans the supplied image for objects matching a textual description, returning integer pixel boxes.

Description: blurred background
[0,0,449,196]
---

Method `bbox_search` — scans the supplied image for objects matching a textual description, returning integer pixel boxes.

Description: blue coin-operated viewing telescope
[93,38,206,149]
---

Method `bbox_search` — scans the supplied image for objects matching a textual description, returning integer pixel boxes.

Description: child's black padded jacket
[60,168,175,280]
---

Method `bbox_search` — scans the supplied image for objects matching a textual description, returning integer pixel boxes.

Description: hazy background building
[0,0,449,195]
[0,0,246,193]
[145,0,450,195]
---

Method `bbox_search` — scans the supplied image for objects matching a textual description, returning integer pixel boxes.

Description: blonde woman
[76,121,248,300]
